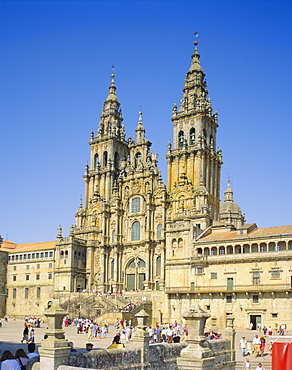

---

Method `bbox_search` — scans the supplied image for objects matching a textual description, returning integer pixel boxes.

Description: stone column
[133,309,151,369]
[38,304,70,370]
[177,304,215,370]
[224,314,236,362]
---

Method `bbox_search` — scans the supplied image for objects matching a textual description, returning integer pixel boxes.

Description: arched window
[172,239,177,248]
[112,230,116,243]
[114,152,119,169]
[135,152,142,159]
[190,128,195,145]
[94,154,99,169]
[131,221,140,241]
[178,238,183,247]
[128,259,136,268]
[156,256,162,277]
[157,224,162,238]
[103,151,108,167]
[132,197,141,213]
[178,130,184,147]
[138,258,146,267]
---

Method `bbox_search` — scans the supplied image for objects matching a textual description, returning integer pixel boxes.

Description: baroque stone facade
[1,41,291,329]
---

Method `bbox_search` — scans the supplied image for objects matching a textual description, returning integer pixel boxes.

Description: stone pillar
[224,314,236,361]
[38,304,70,370]
[133,309,151,369]
[177,304,215,370]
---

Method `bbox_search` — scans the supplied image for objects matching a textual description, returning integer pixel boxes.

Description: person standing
[0,351,21,370]
[255,363,265,370]
[242,358,252,369]
[166,325,174,343]
[260,336,265,357]
[239,336,247,357]
[15,348,29,368]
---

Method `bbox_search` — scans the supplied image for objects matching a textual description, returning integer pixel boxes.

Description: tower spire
[97,68,125,140]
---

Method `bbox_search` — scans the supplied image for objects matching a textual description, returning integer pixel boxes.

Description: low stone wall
[67,343,186,370]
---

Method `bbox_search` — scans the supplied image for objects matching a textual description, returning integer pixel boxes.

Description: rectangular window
[23,254,27,260]
[49,263,52,268]
[197,267,203,274]
[211,272,217,279]
[48,273,52,279]
[36,253,39,258]
[45,252,48,257]
[271,270,280,278]
[19,255,23,260]
[36,287,40,299]
[12,255,15,261]
[26,265,29,270]
[15,255,18,260]
[190,282,195,291]
[13,288,16,299]
[36,264,40,269]
[13,275,16,281]
[272,313,278,318]
[49,251,53,257]
[40,252,44,258]
[24,288,28,299]
[226,295,232,303]
[253,295,259,303]
[227,277,233,291]
[13,266,16,271]
[64,260,66,264]
[32,253,35,259]
[26,275,29,280]
[36,274,40,280]
[27,254,31,259]
[253,271,260,285]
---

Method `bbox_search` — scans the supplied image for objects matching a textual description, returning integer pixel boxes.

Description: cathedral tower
[166,41,222,230]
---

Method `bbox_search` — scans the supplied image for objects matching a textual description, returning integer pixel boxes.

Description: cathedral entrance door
[127,274,135,291]
[139,273,146,290]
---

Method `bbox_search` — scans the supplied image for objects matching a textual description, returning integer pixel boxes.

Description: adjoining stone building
[1,41,291,329]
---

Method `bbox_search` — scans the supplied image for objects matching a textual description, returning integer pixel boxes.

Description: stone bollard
[224,314,236,361]
[38,303,70,370]
[177,304,215,370]
[133,309,151,369]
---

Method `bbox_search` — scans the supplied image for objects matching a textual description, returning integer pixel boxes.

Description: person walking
[239,336,247,357]
[260,336,265,357]
[21,324,29,344]
[252,334,261,358]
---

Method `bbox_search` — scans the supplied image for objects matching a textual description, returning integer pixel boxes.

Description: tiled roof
[1,240,56,253]
[198,225,292,243]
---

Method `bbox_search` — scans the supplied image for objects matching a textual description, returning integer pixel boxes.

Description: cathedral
[1,41,292,330]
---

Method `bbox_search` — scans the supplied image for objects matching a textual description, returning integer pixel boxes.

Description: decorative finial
[194,30,199,46]
[80,195,83,208]
[138,109,142,123]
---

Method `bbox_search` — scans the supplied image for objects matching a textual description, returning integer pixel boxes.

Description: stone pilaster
[177,304,215,370]
[224,314,236,362]
[38,304,70,370]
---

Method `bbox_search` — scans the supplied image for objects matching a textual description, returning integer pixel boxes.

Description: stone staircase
[235,357,271,369]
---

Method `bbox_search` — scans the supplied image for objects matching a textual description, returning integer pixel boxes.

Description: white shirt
[1,359,21,370]
[27,352,39,359]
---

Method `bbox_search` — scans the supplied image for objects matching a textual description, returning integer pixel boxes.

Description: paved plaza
[0,319,273,369]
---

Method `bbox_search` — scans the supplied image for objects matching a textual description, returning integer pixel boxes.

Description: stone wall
[64,340,234,370]
[68,343,185,370]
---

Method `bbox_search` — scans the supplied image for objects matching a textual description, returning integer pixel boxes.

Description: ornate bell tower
[166,41,222,231]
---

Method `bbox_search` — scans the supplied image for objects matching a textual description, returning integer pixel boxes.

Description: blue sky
[0,0,291,243]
